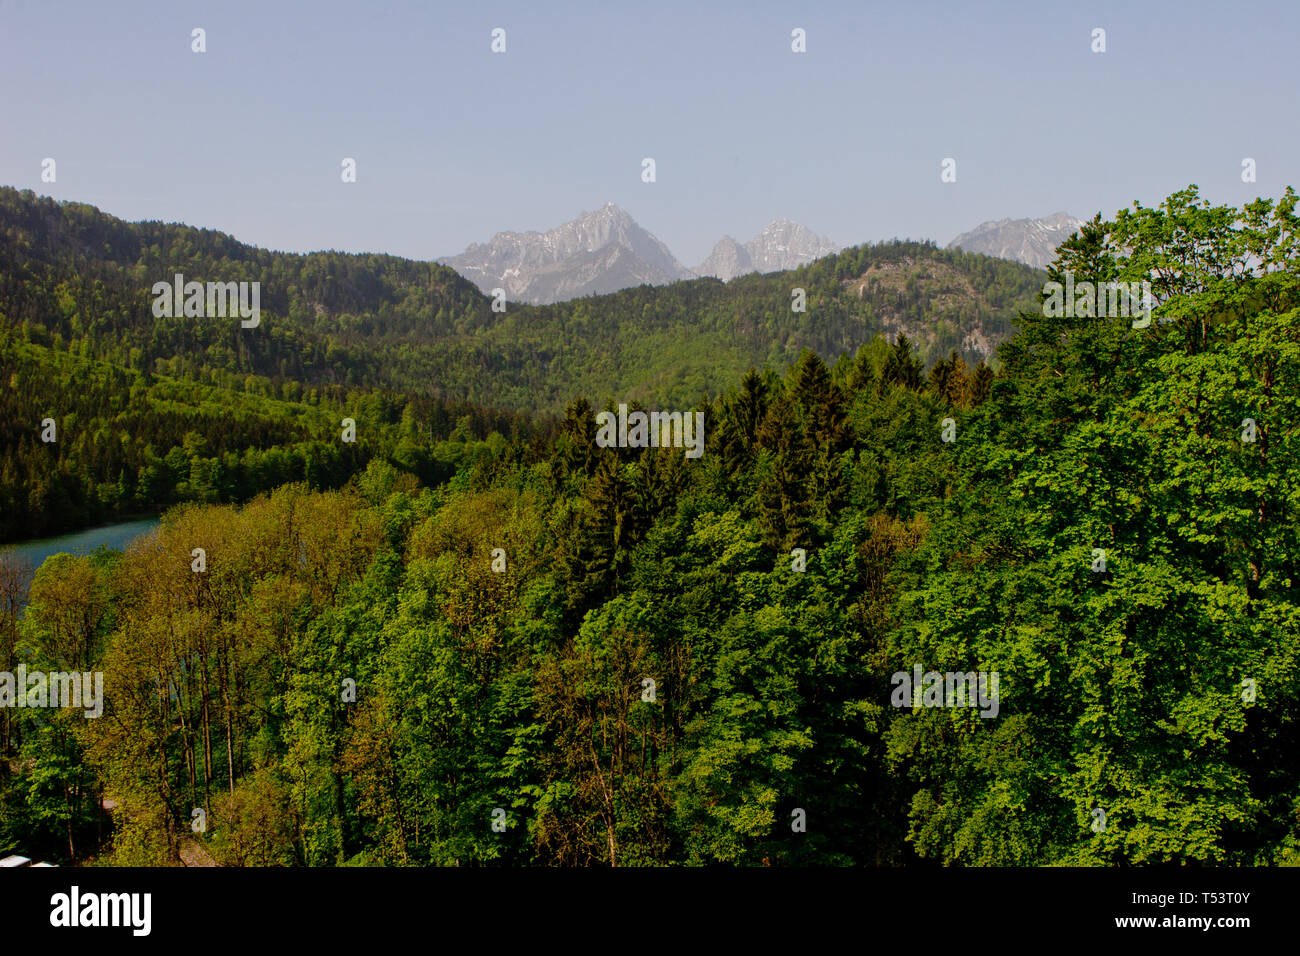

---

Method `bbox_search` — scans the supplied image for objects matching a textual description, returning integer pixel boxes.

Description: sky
[1,0,1297,266]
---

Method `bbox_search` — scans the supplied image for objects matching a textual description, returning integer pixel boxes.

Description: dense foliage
[0,333,543,541]
[1,186,1297,867]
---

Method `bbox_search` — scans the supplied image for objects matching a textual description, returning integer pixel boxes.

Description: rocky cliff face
[946,212,1085,270]
[438,202,693,305]
[695,236,753,282]
[695,220,840,280]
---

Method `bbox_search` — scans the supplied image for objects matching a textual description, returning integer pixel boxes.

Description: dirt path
[101,795,218,866]
[179,837,220,867]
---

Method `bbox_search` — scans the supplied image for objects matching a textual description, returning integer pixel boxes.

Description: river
[0,517,162,588]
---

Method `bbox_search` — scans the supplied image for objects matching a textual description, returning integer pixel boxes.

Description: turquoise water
[1,517,162,582]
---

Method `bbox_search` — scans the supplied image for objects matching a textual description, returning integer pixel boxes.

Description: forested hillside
[2,186,1297,867]
[0,186,1041,413]
[0,334,543,541]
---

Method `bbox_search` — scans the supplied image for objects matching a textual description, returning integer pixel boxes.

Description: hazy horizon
[2,0,1296,263]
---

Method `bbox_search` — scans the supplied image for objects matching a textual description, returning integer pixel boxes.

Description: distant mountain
[695,220,841,281]
[946,212,1085,270]
[438,203,694,305]
[695,236,751,282]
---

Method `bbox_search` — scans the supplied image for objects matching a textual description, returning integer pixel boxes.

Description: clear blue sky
[2,0,1295,265]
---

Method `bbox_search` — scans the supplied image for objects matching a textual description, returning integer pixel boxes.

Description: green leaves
[886,186,1300,865]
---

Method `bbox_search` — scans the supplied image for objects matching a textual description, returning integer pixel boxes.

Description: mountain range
[439,204,842,305]
[440,204,1080,304]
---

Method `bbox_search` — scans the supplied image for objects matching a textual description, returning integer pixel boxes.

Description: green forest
[0,185,1039,414]
[1,185,1298,866]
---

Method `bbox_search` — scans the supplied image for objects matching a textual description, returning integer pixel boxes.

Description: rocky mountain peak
[694,220,840,281]
[947,213,1086,270]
